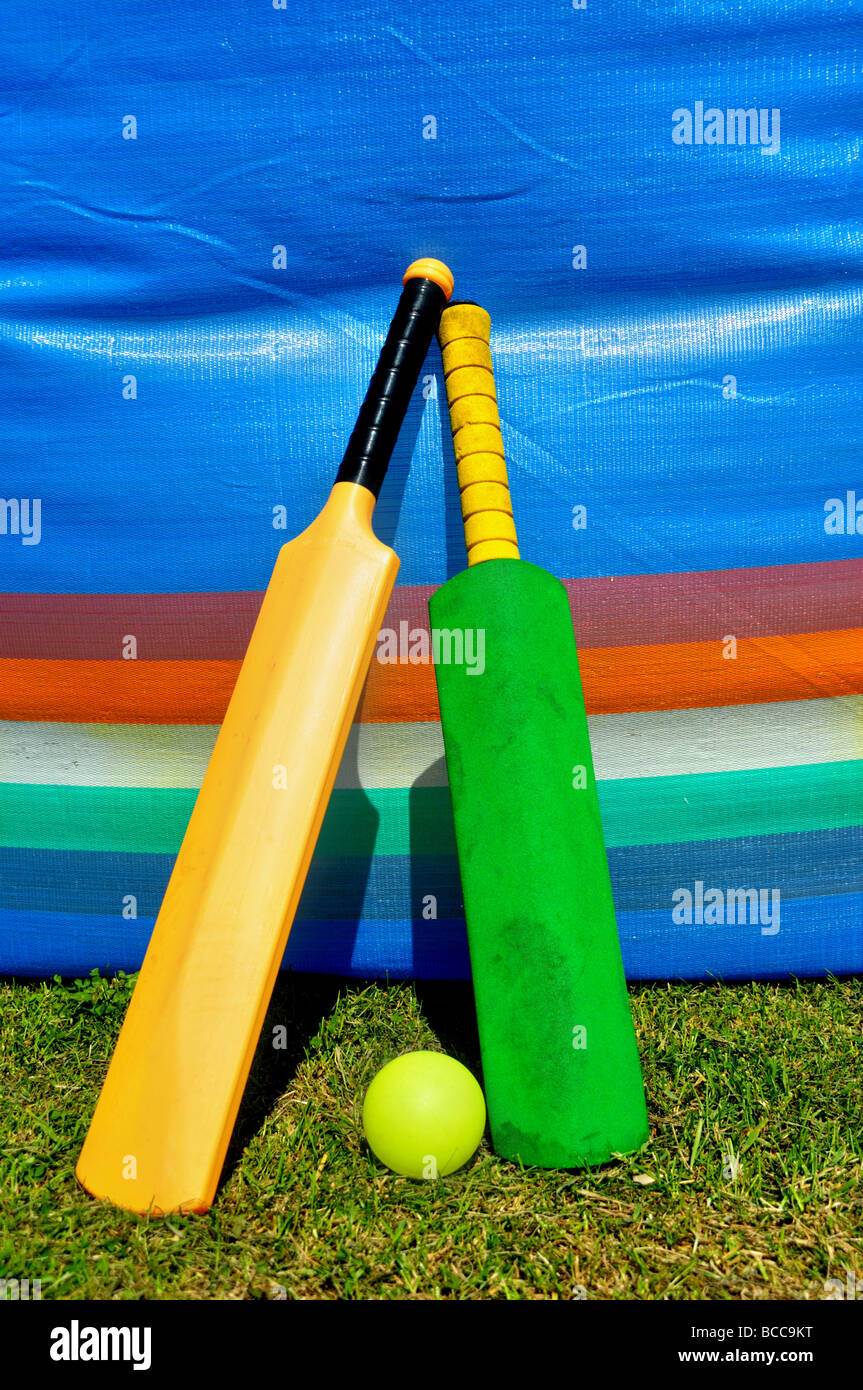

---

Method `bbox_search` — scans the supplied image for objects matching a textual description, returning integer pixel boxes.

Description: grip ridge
[438,302,519,564]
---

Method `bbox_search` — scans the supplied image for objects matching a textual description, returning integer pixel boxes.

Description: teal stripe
[1,760,861,854]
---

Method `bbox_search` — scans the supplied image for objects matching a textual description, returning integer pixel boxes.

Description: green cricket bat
[428,301,648,1168]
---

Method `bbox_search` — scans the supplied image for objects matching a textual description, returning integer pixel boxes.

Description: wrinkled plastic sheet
[1,1,861,978]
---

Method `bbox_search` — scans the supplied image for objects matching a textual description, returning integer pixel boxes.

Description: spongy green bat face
[430,557,648,1168]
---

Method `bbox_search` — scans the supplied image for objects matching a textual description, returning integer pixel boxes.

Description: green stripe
[1,761,861,854]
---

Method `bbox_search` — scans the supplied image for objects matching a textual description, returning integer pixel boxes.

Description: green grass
[1,970,860,1300]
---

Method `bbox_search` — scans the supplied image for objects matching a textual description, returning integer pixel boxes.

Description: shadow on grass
[413,979,482,1077]
[219,970,485,1193]
[220,971,348,1188]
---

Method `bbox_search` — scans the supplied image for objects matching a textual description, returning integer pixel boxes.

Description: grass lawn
[1,969,860,1301]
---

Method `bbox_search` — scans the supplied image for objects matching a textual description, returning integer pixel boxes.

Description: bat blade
[430,559,647,1166]
[76,484,397,1213]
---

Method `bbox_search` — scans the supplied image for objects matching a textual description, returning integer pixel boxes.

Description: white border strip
[2,696,861,790]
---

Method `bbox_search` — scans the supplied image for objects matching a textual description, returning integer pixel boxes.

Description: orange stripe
[577,628,863,716]
[0,660,241,725]
[1,628,860,725]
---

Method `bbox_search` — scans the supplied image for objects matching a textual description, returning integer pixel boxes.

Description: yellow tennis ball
[362,1051,486,1179]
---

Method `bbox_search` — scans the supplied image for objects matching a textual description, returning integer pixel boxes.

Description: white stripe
[0,721,219,789]
[588,696,863,779]
[333,722,447,788]
[1,696,861,790]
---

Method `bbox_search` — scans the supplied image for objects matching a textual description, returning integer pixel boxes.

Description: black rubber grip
[336,276,447,498]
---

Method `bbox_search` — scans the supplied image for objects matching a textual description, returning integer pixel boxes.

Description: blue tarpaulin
[1,1,861,979]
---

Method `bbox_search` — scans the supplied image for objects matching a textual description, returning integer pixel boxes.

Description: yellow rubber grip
[464,509,519,551]
[460,480,512,519]
[456,452,511,489]
[445,365,497,403]
[438,303,519,564]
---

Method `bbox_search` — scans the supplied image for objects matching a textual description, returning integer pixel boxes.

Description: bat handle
[438,301,520,566]
[336,259,454,499]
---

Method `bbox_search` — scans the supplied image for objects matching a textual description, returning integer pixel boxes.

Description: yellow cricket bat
[76,259,454,1214]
